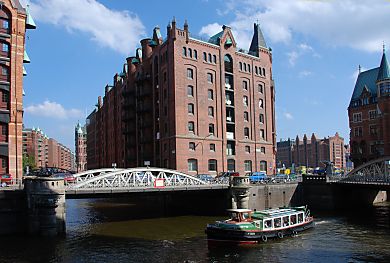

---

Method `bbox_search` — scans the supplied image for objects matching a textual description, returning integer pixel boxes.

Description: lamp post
[195,133,213,174]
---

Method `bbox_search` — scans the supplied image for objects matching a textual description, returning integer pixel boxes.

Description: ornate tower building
[75,122,87,172]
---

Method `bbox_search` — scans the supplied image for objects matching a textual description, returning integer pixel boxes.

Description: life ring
[277,232,284,239]
[261,235,268,242]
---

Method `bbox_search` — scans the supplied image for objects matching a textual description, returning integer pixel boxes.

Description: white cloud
[199,22,223,37]
[284,112,294,120]
[287,43,320,66]
[287,51,299,66]
[25,100,83,120]
[299,70,312,77]
[204,0,390,52]
[24,0,145,54]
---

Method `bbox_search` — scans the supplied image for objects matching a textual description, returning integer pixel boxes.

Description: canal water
[1,198,390,263]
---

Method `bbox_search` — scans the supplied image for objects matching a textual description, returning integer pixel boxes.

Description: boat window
[290,214,297,225]
[242,212,250,220]
[231,212,239,221]
[264,220,272,229]
[274,218,281,228]
[283,216,289,227]
[298,213,304,223]
[255,220,261,228]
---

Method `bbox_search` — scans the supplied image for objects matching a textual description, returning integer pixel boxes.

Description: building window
[243,96,248,107]
[239,62,242,71]
[369,125,377,135]
[189,142,195,151]
[213,55,217,64]
[208,106,214,117]
[245,145,250,153]
[260,129,265,139]
[248,65,251,73]
[208,89,214,100]
[208,53,212,63]
[354,127,363,137]
[188,103,194,114]
[262,68,266,76]
[188,159,198,172]
[369,110,377,120]
[207,73,213,83]
[224,54,233,73]
[1,66,8,76]
[2,43,8,52]
[188,48,192,58]
[244,160,252,172]
[2,125,7,135]
[208,159,217,171]
[244,111,249,122]
[194,50,197,59]
[182,47,187,56]
[227,159,235,171]
[261,147,266,154]
[243,80,248,90]
[188,121,195,133]
[210,143,216,152]
[258,99,264,109]
[353,112,362,123]
[258,84,263,93]
[244,127,249,138]
[259,114,264,124]
[255,66,258,75]
[203,52,207,61]
[2,158,6,168]
[187,68,193,79]
[3,20,9,30]
[187,85,194,96]
[2,91,8,103]
[209,123,215,135]
[260,161,267,172]
[244,63,247,72]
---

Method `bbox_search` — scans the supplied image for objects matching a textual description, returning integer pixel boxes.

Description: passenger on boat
[283,216,289,227]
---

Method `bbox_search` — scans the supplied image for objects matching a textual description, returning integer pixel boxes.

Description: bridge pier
[24,177,66,236]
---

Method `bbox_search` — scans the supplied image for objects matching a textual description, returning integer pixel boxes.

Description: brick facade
[0,1,34,179]
[23,127,75,171]
[88,20,276,176]
[348,50,390,166]
[277,133,346,170]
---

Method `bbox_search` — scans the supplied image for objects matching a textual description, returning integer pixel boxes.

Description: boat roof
[226,209,252,213]
[252,208,304,219]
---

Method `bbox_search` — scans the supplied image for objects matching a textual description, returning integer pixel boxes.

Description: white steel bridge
[66,167,229,196]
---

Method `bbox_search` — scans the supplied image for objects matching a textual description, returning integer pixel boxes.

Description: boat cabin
[226,209,252,222]
[252,208,307,231]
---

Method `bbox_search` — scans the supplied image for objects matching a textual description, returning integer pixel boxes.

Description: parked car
[274,174,290,183]
[197,174,214,182]
[52,173,76,183]
[246,172,267,183]
[0,174,12,185]
[216,172,240,178]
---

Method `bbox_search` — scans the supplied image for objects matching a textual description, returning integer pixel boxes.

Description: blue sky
[20,0,390,151]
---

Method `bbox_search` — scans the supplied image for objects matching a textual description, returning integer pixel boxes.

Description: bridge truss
[67,167,228,193]
[337,156,390,185]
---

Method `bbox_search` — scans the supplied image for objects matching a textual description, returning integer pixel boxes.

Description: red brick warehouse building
[88,20,276,176]
[0,1,35,178]
[348,47,390,166]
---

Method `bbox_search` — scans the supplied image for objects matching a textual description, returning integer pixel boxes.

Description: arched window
[224,54,233,73]
[188,103,194,114]
[244,160,252,172]
[188,48,192,58]
[260,161,267,172]
[262,68,266,76]
[244,127,249,138]
[208,53,212,63]
[0,7,11,34]
[255,66,258,75]
[248,65,251,73]
[194,50,197,59]
[208,106,214,117]
[243,96,248,107]
[243,63,247,72]
[188,121,195,133]
[203,52,207,61]
[239,62,242,71]
[182,47,187,56]
[259,114,264,124]
[208,123,215,135]
[259,99,264,108]
[213,55,217,64]
[0,42,9,58]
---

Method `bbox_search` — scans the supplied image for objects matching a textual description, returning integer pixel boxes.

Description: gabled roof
[377,52,390,82]
[350,67,379,103]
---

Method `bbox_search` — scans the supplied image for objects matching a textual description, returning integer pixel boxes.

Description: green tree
[23,154,36,174]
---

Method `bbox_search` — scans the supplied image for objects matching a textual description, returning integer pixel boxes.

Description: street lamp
[195,133,213,174]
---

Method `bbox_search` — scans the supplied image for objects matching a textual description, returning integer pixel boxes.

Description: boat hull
[206,219,314,243]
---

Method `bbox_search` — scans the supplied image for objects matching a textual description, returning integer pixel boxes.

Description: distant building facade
[75,122,87,172]
[87,20,276,175]
[23,127,75,171]
[348,48,390,167]
[276,133,346,170]
[0,1,35,178]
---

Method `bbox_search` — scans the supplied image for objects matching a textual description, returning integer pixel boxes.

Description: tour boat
[205,206,314,243]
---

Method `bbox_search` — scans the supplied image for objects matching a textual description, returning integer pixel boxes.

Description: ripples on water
[0,199,390,263]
